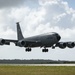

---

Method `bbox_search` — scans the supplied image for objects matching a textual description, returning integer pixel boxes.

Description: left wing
[52,42,75,49]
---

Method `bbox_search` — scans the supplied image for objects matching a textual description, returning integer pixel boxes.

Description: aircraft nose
[55,33,61,41]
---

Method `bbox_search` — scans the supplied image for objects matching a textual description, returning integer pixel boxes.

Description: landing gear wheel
[46,49,48,52]
[42,49,48,52]
[25,48,31,52]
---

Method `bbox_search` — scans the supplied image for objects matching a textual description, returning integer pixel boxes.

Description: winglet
[16,22,24,40]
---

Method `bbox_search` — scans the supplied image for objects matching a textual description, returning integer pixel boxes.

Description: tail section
[16,22,24,40]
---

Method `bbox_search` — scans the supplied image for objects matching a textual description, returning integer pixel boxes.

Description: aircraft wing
[0,38,41,47]
[14,40,41,47]
[53,41,75,49]
[0,38,18,45]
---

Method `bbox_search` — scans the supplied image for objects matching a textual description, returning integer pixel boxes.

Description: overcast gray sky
[0,0,75,60]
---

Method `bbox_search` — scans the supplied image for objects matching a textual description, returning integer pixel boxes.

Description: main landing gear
[42,48,48,52]
[25,47,49,52]
[25,48,31,52]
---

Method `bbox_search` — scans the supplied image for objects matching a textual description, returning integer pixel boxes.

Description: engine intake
[0,39,5,45]
[15,40,26,47]
[0,39,10,45]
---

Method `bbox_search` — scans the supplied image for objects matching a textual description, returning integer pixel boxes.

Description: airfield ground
[0,65,75,75]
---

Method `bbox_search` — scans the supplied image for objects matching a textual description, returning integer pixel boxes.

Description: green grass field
[0,66,75,75]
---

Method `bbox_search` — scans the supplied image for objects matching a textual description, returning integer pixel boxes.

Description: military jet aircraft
[0,22,75,52]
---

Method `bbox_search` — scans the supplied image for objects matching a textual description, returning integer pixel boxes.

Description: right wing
[0,38,18,45]
[0,38,41,47]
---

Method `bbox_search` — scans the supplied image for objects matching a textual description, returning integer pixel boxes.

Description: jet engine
[0,39,5,45]
[0,39,10,45]
[15,40,26,47]
[5,41,10,45]
[66,42,75,48]
[56,42,66,49]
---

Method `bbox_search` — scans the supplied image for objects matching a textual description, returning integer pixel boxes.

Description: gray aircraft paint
[0,22,74,52]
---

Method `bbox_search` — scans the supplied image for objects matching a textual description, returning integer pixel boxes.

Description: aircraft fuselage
[22,32,60,47]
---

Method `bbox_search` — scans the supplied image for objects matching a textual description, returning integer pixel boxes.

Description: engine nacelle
[56,42,66,49]
[4,41,10,45]
[15,40,26,47]
[0,39,10,45]
[66,42,75,48]
[0,39,5,45]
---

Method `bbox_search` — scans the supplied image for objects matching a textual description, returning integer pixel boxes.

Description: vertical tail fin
[16,22,24,40]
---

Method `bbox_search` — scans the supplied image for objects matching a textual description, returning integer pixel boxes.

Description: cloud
[0,0,74,39]
[39,0,75,28]
[0,0,40,9]
[0,0,75,39]
[0,0,26,8]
